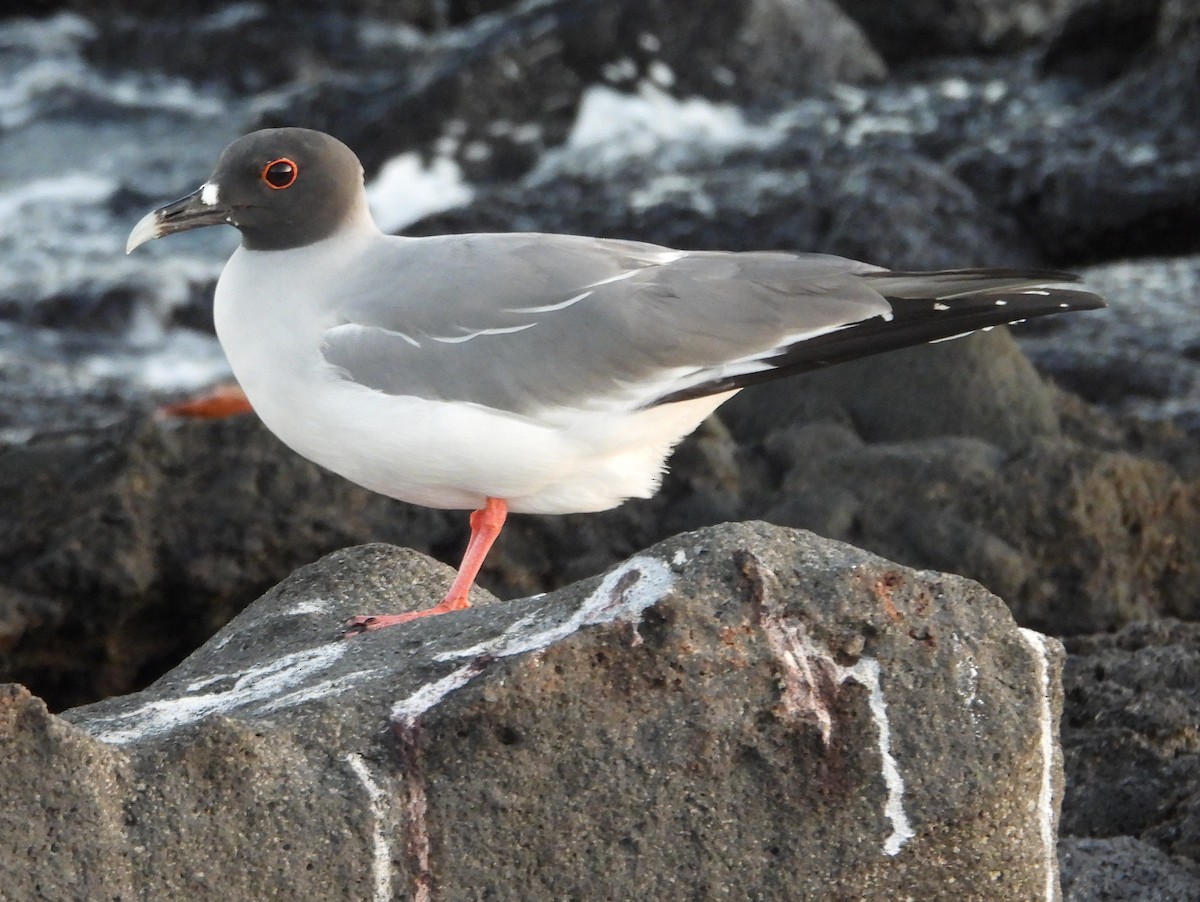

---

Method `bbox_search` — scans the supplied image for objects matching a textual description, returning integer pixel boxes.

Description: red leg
[344,497,508,636]
[157,382,253,419]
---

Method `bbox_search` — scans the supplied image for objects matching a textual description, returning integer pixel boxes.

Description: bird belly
[232,356,731,514]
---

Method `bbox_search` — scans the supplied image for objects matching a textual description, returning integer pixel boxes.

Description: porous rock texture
[2,524,1065,901]
[1060,621,1200,865]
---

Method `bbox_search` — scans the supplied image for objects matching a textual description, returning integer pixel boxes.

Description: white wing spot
[994,299,1007,306]
[429,322,538,344]
[587,268,642,288]
[510,290,593,314]
[1024,290,1051,296]
[933,302,950,311]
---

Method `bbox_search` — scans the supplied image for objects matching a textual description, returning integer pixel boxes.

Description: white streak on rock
[85,643,348,744]
[254,669,378,715]
[759,609,913,856]
[284,598,332,616]
[1019,627,1058,902]
[383,556,674,899]
[843,656,915,856]
[184,674,227,693]
[391,663,482,729]
[393,556,674,725]
[345,753,393,902]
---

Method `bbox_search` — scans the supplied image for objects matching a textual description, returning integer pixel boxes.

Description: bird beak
[126,182,231,253]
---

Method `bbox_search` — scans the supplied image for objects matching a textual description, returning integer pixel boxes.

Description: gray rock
[1017,256,1200,434]
[2,523,1066,900]
[83,0,883,185]
[0,414,455,709]
[1060,836,1200,901]
[750,415,1200,634]
[836,0,1075,63]
[954,35,1200,264]
[1042,0,1200,84]
[1060,621,1200,862]
[417,134,1041,272]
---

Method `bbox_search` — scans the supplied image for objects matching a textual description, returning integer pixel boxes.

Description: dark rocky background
[1,0,1198,897]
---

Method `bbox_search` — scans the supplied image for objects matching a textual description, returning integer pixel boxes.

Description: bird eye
[261,158,298,190]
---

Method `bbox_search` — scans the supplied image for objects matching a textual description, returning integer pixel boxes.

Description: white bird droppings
[345,753,393,902]
[84,642,350,744]
[200,181,220,206]
[845,656,915,856]
[759,610,914,856]
[1018,627,1058,902]
[392,556,675,726]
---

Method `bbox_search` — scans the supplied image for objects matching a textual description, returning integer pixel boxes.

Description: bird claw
[341,615,378,638]
[342,614,401,638]
[341,610,432,638]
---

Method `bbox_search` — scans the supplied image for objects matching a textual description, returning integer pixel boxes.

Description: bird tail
[653,269,1104,405]
[787,268,1105,370]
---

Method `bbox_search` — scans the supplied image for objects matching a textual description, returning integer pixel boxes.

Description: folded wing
[321,233,1104,416]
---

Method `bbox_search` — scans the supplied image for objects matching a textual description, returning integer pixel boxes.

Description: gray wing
[321,232,893,414]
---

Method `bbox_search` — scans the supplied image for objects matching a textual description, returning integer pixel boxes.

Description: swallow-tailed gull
[127,127,1105,632]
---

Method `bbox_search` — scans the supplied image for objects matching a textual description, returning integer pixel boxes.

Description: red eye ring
[262,158,298,190]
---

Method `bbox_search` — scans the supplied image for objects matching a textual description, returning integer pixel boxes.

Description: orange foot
[342,497,507,638]
[343,595,470,637]
[157,382,252,419]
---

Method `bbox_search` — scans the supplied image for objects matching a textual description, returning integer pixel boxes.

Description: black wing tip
[1058,289,1106,311]
[1003,287,1106,313]
[650,284,1105,408]
[865,267,1084,284]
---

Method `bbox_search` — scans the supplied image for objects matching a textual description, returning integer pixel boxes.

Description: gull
[127,127,1104,632]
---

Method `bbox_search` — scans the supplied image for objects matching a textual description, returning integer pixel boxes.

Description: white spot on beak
[201,182,220,206]
[994,299,1007,306]
[933,302,950,311]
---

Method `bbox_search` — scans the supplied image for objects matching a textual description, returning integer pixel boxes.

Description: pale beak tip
[126,210,162,254]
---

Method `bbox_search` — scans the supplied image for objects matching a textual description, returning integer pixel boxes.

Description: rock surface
[1060,836,1200,902]
[0,524,1066,900]
[838,0,1074,62]
[1060,621,1200,864]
